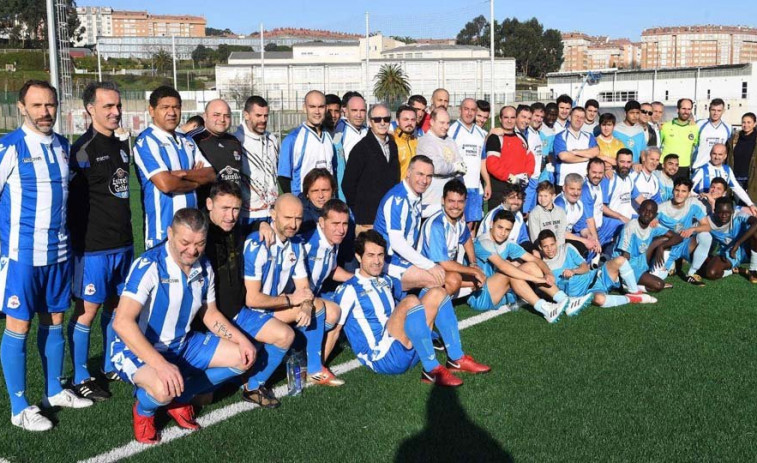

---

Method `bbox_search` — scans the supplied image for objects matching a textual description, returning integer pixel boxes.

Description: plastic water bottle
[286,351,307,396]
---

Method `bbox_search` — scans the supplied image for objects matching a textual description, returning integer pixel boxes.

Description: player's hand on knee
[429,265,446,287]
[156,361,184,398]
[295,302,313,327]
[237,337,256,370]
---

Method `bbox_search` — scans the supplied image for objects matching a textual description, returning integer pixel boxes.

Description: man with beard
[661,98,699,178]
[599,149,637,251]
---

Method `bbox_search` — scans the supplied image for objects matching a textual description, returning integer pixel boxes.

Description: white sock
[750,251,757,271]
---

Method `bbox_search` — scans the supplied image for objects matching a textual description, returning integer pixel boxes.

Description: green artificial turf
[1,171,756,462]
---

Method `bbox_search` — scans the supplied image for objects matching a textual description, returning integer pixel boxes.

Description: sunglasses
[371,116,391,123]
[641,110,653,116]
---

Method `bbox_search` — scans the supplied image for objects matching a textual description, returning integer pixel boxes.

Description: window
[706,89,710,100]
[665,90,669,100]
[743,81,748,99]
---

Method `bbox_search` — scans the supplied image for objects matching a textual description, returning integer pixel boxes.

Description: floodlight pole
[260,23,265,99]
[365,12,370,101]
[97,37,102,81]
[490,0,495,105]
[172,35,178,89]
[46,0,60,131]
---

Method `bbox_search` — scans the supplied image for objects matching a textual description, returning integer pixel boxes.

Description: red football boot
[421,365,463,387]
[166,402,201,431]
[132,402,160,444]
[446,355,491,374]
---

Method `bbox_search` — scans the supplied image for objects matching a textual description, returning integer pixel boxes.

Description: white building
[541,63,756,125]
[216,34,516,110]
[97,36,260,60]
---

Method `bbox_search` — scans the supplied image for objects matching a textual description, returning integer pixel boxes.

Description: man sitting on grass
[468,210,592,321]
[332,230,490,386]
[111,208,256,444]
[537,229,657,315]
[703,198,757,282]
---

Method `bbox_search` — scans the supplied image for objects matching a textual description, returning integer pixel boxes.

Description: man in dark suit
[342,104,400,234]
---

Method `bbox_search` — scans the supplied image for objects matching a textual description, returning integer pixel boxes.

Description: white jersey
[234,124,279,219]
[693,119,731,171]
[522,127,544,178]
[601,173,635,219]
[333,119,368,162]
[449,121,486,191]
[630,170,662,212]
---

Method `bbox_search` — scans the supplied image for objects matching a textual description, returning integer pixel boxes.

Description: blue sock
[619,260,639,292]
[433,296,464,361]
[324,321,335,332]
[600,295,629,308]
[1,330,29,415]
[177,367,243,404]
[298,308,325,375]
[403,305,440,372]
[534,299,547,315]
[247,344,288,389]
[37,324,64,397]
[553,291,567,303]
[100,310,116,373]
[135,387,168,417]
[688,232,712,276]
[67,322,91,384]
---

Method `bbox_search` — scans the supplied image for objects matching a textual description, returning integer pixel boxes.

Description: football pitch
[1,175,756,462]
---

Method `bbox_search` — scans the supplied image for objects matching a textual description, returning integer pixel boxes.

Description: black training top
[193,130,243,206]
[68,126,133,253]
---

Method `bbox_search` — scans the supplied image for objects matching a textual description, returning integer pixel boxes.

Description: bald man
[421,88,450,133]
[243,193,344,390]
[193,98,244,206]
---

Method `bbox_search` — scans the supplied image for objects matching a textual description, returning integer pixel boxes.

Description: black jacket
[341,133,400,225]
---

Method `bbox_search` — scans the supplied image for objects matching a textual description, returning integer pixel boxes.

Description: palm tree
[152,49,172,75]
[373,64,411,108]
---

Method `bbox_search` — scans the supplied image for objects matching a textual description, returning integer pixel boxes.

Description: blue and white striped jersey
[612,220,668,258]
[133,124,210,249]
[374,181,423,259]
[332,119,367,162]
[449,121,486,191]
[121,242,215,352]
[476,205,528,244]
[417,210,470,263]
[692,162,754,206]
[656,197,706,233]
[630,170,662,211]
[278,123,336,196]
[552,129,597,185]
[693,119,731,171]
[555,193,587,233]
[581,182,604,229]
[613,122,645,163]
[243,231,307,298]
[0,126,70,266]
[302,225,338,295]
[334,272,404,361]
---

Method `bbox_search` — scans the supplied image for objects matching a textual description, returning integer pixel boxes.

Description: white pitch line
[79,306,511,463]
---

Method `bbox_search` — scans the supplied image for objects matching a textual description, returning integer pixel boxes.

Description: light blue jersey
[656,197,706,233]
[613,122,645,163]
[302,225,339,295]
[709,213,751,248]
[133,124,209,249]
[474,234,526,277]
[278,123,336,196]
[243,231,307,298]
[477,205,529,244]
[417,210,470,263]
[119,242,215,352]
[613,220,669,259]
[653,170,675,202]
[0,126,70,266]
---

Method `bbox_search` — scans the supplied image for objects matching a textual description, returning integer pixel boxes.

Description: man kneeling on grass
[537,229,657,315]
[467,210,593,322]
[332,230,490,387]
[112,208,256,444]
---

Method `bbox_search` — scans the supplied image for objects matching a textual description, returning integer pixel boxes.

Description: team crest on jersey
[6,295,20,309]
[110,168,129,198]
[627,140,635,147]
[688,133,695,141]
[233,150,241,161]
[288,252,296,263]
[84,284,96,296]
[120,149,129,163]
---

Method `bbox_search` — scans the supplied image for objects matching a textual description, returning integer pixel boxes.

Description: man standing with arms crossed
[67,81,133,402]
[1,80,93,431]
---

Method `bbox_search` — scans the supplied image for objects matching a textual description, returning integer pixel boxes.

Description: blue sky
[78,0,754,41]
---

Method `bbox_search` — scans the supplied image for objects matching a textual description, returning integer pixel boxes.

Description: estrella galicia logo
[109,168,129,198]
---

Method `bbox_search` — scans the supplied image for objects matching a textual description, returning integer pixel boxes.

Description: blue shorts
[464,189,483,222]
[628,254,650,281]
[111,331,221,384]
[667,238,693,265]
[559,267,618,296]
[385,255,412,280]
[598,217,625,246]
[0,258,71,321]
[720,244,750,268]
[357,329,419,375]
[72,246,134,304]
[234,308,274,339]
[467,281,510,311]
